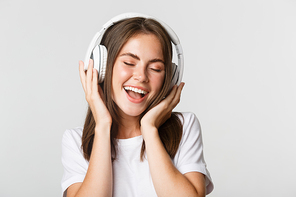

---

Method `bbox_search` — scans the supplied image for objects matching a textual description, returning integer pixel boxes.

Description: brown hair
[82,17,183,161]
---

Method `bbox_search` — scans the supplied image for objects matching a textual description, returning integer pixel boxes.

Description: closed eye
[124,62,134,66]
[151,68,162,72]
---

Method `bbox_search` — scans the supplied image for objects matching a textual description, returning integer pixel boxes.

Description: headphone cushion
[98,45,108,83]
[170,63,179,89]
[91,46,100,72]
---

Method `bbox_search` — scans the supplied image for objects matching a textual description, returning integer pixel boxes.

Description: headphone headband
[84,12,184,85]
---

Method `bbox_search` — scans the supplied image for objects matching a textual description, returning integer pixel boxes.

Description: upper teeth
[124,86,148,95]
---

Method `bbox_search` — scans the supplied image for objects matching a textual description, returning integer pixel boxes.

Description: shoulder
[174,112,203,148]
[176,112,201,135]
[61,127,88,196]
[61,127,88,168]
[173,112,214,194]
[62,127,84,151]
[63,127,83,140]
[176,112,200,126]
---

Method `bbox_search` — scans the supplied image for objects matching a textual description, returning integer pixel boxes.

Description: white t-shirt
[61,112,214,196]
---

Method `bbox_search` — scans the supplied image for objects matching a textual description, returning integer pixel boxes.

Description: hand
[79,60,112,127]
[140,83,185,137]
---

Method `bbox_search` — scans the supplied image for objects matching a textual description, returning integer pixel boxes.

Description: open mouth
[124,86,148,100]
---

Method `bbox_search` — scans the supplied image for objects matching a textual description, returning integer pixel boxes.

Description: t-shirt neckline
[116,135,143,146]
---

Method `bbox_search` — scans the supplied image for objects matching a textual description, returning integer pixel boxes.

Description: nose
[133,65,148,83]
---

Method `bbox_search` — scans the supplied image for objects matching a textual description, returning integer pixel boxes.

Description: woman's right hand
[79,59,112,127]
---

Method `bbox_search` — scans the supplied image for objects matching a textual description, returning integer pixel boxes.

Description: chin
[119,105,146,117]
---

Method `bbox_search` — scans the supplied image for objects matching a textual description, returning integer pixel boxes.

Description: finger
[92,68,99,96]
[86,59,94,94]
[78,60,86,91]
[165,85,178,102]
[155,85,177,112]
[171,82,185,108]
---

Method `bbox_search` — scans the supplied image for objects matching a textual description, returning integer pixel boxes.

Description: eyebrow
[120,52,165,64]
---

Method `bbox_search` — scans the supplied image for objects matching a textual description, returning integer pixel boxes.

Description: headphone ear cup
[170,62,179,89]
[98,45,107,83]
[91,45,100,72]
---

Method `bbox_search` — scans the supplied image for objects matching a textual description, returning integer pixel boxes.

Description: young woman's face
[111,33,165,118]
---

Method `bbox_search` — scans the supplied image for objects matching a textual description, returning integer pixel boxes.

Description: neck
[116,113,142,139]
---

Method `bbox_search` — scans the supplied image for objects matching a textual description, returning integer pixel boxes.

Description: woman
[61,14,213,197]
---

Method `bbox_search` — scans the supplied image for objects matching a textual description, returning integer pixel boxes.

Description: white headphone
[84,13,184,87]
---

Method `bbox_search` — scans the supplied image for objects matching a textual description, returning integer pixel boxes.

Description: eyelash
[124,62,134,66]
[124,62,162,72]
[151,68,162,72]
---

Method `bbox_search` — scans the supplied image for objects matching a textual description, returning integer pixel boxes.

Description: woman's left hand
[140,82,185,135]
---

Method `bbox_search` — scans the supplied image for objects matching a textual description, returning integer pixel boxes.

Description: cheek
[113,64,130,83]
[150,73,165,92]
[112,63,131,98]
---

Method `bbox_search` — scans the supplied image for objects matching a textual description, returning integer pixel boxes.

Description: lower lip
[125,90,148,103]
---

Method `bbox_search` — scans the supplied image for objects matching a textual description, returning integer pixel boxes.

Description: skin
[111,34,166,138]
[67,33,206,197]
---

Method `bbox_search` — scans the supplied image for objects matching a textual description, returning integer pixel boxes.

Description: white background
[1,0,295,196]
